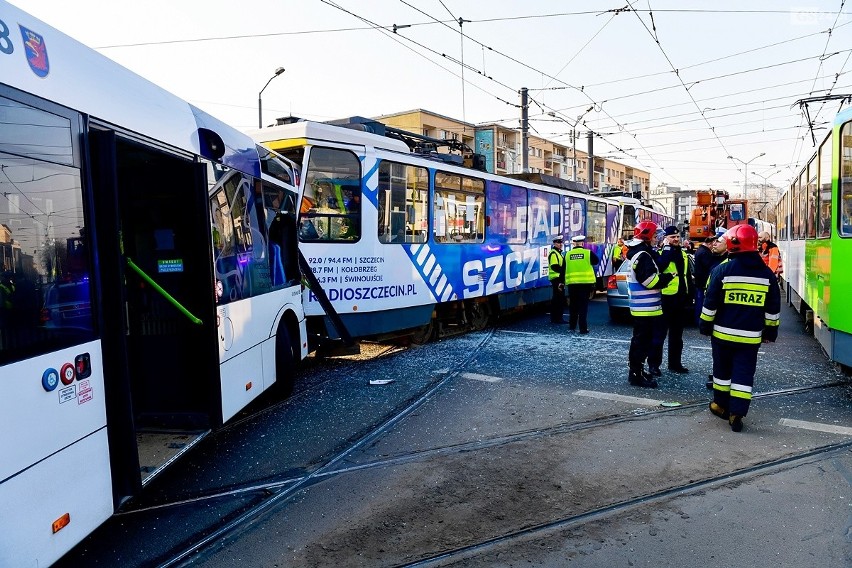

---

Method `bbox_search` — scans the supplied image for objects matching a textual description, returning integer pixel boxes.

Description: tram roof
[249,120,412,154]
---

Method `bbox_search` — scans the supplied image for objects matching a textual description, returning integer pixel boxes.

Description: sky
[14,0,852,202]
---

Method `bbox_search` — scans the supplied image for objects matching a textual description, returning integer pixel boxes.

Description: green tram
[774,104,852,370]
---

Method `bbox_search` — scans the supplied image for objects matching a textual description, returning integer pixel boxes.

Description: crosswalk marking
[779,418,852,436]
[574,389,662,407]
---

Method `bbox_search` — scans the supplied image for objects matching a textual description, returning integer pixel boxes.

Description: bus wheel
[410,319,434,345]
[274,325,296,396]
[468,301,490,331]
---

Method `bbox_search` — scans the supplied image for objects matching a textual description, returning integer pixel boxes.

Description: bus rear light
[40,308,51,324]
[52,513,70,533]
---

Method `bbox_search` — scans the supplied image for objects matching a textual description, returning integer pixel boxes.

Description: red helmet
[633,221,658,242]
[723,224,758,254]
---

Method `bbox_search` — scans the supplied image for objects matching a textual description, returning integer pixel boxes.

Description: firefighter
[699,224,781,432]
[564,234,599,334]
[625,221,674,388]
[548,237,567,324]
[758,231,783,277]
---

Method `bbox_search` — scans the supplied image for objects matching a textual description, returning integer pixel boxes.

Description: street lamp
[727,152,765,202]
[258,67,285,129]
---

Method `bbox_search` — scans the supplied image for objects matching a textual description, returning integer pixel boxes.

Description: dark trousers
[711,337,759,416]
[629,314,664,373]
[649,295,685,369]
[694,287,705,326]
[550,280,565,322]
[568,284,592,331]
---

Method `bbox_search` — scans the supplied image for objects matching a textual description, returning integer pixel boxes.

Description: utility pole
[572,129,578,182]
[587,131,594,192]
[520,87,529,173]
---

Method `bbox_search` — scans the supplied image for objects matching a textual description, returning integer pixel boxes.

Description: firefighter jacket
[548,247,565,282]
[626,242,674,317]
[699,251,781,344]
[759,240,783,275]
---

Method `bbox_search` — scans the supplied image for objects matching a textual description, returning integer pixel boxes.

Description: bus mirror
[198,128,226,161]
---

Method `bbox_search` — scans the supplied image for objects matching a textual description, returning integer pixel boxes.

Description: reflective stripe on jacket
[565,247,596,284]
[548,248,565,281]
[627,249,663,317]
[700,252,781,344]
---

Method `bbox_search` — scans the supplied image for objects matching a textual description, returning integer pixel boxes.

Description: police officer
[565,234,599,334]
[700,224,781,432]
[648,226,692,375]
[625,221,674,388]
[548,237,567,324]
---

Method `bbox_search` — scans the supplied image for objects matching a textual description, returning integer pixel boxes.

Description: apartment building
[374,109,650,197]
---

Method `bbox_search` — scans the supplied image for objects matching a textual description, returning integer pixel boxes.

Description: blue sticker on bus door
[158,259,184,273]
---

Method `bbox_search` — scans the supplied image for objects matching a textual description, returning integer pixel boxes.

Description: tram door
[89,129,220,499]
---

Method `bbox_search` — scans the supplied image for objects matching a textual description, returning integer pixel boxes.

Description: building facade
[375,109,650,197]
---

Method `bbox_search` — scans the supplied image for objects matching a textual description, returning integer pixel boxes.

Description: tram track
[125,378,851,517]
[153,330,498,568]
[141,365,849,567]
[397,439,852,567]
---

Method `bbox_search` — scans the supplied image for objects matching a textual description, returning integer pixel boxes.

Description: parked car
[606,256,695,323]
[40,279,94,332]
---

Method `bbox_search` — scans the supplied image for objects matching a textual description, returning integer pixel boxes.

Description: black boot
[628,370,658,388]
[648,366,662,377]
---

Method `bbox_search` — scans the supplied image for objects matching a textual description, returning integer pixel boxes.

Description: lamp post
[258,67,285,129]
[727,152,765,202]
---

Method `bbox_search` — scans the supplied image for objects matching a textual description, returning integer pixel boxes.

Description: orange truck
[688,189,750,240]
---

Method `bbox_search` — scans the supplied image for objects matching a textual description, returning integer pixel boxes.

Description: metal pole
[572,129,577,182]
[587,131,594,191]
[258,67,285,129]
[521,88,529,173]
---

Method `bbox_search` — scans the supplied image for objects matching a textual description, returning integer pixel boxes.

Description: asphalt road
[55,295,852,567]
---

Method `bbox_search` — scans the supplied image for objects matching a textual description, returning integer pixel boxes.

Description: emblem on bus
[19,25,49,77]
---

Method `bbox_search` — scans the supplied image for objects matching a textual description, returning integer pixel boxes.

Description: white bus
[0,3,307,565]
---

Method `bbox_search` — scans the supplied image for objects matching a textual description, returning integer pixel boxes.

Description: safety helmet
[723,224,758,254]
[633,221,658,242]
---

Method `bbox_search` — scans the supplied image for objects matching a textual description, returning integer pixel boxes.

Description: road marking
[779,418,852,436]
[498,330,538,335]
[460,372,503,383]
[574,389,662,407]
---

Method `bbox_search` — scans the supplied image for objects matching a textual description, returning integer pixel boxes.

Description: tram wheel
[410,318,435,345]
[468,301,490,331]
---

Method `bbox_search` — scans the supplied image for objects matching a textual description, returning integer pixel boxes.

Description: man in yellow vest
[648,226,693,376]
[565,235,599,334]
[548,237,567,324]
